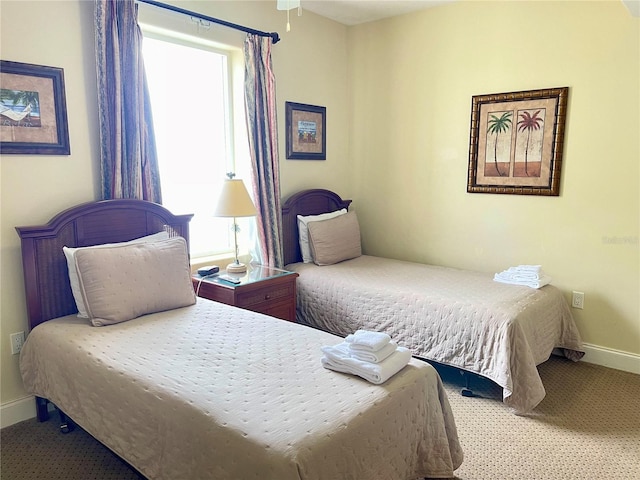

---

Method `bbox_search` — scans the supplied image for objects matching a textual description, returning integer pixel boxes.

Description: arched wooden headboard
[281,189,352,266]
[16,199,193,330]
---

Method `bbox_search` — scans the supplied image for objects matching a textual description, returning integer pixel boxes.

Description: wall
[0,0,350,423]
[348,1,639,359]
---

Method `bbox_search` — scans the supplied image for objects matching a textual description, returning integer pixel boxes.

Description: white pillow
[74,236,196,326]
[63,231,170,318]
[297,209,347,263]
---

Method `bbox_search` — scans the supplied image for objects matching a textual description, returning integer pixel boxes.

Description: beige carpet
[1,356,639,479]
[438,357,640,479]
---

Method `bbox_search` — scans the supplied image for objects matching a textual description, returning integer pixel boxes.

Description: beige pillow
[74,237,196,326]
[63,231,170,318]
[307,211,362,266]
[297,209,347,263]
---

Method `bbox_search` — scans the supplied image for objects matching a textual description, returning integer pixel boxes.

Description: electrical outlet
[10,331,25,355]
[571,291,585,309]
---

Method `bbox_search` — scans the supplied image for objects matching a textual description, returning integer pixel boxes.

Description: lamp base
[226,262,247,274]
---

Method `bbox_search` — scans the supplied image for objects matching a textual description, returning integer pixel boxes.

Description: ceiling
[301,0,455,26]
[300,0,639,25]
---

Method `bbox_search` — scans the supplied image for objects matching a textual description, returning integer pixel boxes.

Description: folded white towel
[505,266,544,280]
[350,341,398,363]
[321,342,412,384]
[494,272,552,289]
[494,264,551,288]
[344,330,391,352]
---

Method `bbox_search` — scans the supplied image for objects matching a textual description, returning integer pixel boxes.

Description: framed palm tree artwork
[467,87,568,196]
[0,60,70,155]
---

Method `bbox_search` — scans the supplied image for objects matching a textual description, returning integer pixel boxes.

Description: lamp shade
[213,179,257,218]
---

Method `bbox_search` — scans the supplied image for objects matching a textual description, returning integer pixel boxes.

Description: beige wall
[348,1,639,355]
[1,0,638,414]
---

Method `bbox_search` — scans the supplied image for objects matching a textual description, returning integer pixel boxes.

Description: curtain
[95,0,161,202]
[244,34,283,268]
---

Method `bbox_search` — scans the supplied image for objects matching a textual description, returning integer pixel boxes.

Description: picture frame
[0,60,70,155]
[285,101,326,160]
[467,87,568,196]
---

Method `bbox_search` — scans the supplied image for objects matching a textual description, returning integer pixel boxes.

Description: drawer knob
[264,294,271,300]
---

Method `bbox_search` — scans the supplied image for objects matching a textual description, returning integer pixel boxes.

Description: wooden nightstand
[192,265,299,322]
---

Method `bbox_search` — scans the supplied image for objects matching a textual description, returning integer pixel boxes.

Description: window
[141,28,251,261]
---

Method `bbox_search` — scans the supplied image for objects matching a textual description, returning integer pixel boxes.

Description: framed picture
[467,87,568,196]
[0,60,70,155]
[285,101,326,160]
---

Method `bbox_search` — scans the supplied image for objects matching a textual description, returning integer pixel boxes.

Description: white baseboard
[581,343,640,375]
[2,344,638,429]
[0,396,57,429]
[0,396,36,429]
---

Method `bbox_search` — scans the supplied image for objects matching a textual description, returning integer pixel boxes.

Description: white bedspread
[20,299,463,480]
[288,255,585,414]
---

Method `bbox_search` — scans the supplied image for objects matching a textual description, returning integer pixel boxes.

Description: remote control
[218,274,241,284]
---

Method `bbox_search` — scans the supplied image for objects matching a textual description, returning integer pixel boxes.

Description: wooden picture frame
[285,101,326,160]
[0,60,70,155]
[467,87,568,196]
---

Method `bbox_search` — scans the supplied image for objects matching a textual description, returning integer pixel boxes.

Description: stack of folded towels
[494,264,552,289]
[321,330,412,384]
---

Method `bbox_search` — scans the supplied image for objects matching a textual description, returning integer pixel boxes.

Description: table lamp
[213,173,257,274]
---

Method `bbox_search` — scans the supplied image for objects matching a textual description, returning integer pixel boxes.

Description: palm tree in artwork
[517,110,544,176]
[487,111,512,176]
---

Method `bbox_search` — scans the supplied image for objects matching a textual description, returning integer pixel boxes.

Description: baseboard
[0,396,58,429]
[581,343,640,375]
[0,396,36,429]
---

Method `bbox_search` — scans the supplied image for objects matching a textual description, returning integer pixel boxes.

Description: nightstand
[192,265,299,322]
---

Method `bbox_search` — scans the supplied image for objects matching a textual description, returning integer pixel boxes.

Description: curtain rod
[137,0,280,44]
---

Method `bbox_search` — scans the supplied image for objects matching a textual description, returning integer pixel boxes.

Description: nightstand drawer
[236,283,294,308]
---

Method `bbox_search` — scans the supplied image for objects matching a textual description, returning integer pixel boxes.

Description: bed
[16,198,463,480]
[281,188,585,414]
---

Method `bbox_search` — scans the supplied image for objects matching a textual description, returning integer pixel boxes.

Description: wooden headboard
[15,199,193,331]
[281,189,352,266]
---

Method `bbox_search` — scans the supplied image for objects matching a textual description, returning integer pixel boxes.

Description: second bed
[281,189,585,414]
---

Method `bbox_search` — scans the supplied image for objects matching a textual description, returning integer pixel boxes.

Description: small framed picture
[467,87,568,196]
[0,60,70,155]
[285,101,326,160]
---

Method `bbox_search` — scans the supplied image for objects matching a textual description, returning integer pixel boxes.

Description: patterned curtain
[94,0,161,202]
[244,34,283,268]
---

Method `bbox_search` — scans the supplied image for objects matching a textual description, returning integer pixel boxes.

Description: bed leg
[35,396,50,422]
[460,371,476,397]
[55,406,75,434]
